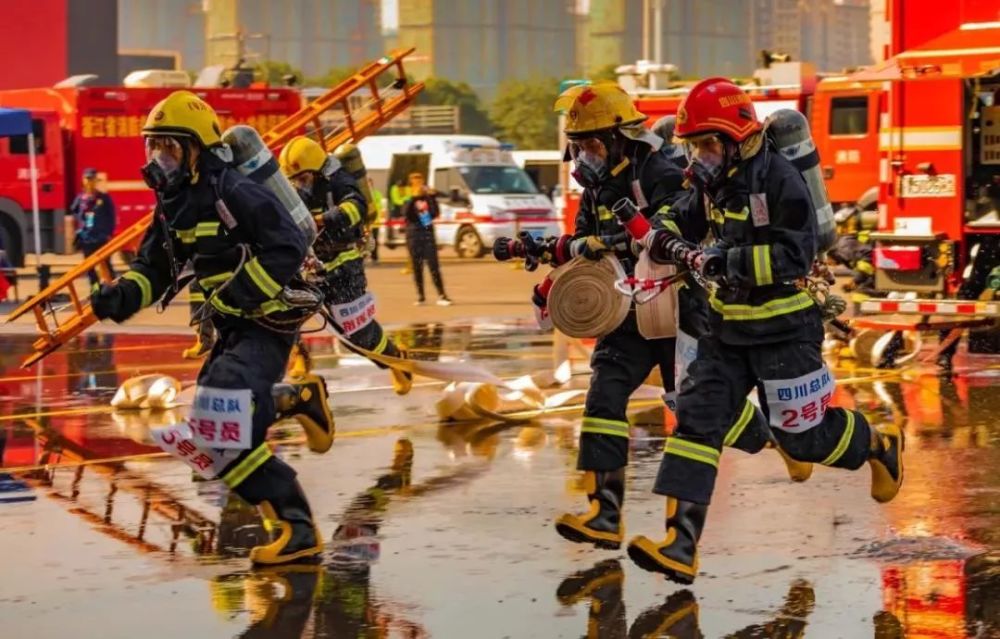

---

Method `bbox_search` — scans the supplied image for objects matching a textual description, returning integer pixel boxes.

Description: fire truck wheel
[0,216,21,267]
[455,226,485,259]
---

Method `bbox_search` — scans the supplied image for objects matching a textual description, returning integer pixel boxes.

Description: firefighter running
[89,91,335,565]
[536,83,810,552]
[278,136,413,395]
[616,78,905,584]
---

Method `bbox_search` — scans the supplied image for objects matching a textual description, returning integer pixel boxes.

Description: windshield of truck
[457,166,539,194]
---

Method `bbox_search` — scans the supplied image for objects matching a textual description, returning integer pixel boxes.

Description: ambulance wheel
[455,226,485,258]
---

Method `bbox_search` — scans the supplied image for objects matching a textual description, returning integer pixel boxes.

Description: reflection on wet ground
[0,321,998,638]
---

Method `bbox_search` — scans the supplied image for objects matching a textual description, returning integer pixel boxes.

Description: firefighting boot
[769,441,814,483]
[554,467,625,550]
[627,497,708,585]
[385,344,413,396]
[287,343,311,380]
[272,374,335,454]
[627,590,701,638]
[182,321,215,360]
[250,482,324,565]
[868,420,904,503]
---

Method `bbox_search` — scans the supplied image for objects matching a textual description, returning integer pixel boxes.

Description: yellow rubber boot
[287,343,310,380]
[388,347,413,396]
[182,336,212,359]
[869,421,904,503]
[250,499,323,565]
[554,468,625,550]
[273,374,335,454]
[770,441,814,483]
[627,497,707,585]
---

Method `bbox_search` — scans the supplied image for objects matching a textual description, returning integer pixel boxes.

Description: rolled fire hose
[621,251,680,340]
[547,255,630,338]
[110,374,183,410]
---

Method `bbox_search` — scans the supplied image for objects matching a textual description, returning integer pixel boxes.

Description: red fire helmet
[674,77,762,142]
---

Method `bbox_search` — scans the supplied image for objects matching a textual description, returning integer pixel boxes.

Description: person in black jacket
[402,172,451,305]
[279,136,412,395]
[89,91,334,566]
[541,83,807,554]
[618,78,904,584]
[70,167,117,286]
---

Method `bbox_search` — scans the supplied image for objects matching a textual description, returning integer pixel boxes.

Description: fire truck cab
[0,84,301,266]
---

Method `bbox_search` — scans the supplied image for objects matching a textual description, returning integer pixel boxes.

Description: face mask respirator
[141,136,191,195]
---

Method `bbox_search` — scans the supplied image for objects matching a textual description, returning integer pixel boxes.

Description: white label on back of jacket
[762,364,836,433]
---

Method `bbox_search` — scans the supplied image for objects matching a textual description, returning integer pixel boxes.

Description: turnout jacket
[662,143,823,345]
[116,155,307,320]
[302,164,369,272]
[572,144,686,276]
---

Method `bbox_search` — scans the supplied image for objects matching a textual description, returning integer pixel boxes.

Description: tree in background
[489,77,560,150]
[417,77,493,135]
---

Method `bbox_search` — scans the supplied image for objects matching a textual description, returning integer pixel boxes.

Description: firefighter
[617,78,904,584]
[71,167,117,287]
[937,233,1000,373]
[278,136,412,395]
[545,83,809,552]
[89,90,335,565]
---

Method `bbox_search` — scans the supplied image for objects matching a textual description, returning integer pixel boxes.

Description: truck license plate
[900,174,956,198]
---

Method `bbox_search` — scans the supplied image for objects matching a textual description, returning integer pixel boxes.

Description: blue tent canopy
[0,107,32,137]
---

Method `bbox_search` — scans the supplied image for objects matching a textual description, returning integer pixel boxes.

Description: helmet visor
[144,135,184,164]
[567,136,608,167]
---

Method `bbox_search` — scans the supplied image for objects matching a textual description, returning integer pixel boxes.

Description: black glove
[651,235,697,265]
[90,283,133,323]
[571,236,609,261]
[321,206,352,236]
[688,247,727,281]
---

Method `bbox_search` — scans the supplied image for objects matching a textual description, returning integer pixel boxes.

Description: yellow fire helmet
[278,136,327,178]
[553,82,647,137]
[142,90,223,147]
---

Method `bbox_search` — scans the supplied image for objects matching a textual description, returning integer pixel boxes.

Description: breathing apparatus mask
[679,133,732,190]
[567,131,623,190]
[141,135,192,196]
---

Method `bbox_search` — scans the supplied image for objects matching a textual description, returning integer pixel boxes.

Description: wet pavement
[0,321,998,638]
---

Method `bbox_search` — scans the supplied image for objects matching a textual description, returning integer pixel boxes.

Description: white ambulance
[357,135,562,258]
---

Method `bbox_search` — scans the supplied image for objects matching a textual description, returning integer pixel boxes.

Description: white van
[357,135,562,258]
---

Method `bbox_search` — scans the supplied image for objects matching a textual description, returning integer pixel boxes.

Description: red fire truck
[859,0,1000,301]
[0,85,301,266]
